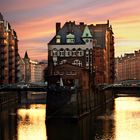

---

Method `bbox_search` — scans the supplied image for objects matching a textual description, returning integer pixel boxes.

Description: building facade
[0,13,19,84]
[19,51,47,83]
[48,21,114,86]
[115,50,140,81]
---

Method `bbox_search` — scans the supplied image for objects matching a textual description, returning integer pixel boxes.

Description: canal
[1,96,140,140]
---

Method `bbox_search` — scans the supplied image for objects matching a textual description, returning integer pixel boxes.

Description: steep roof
[24,51,29,59]
[48,20,113,48]
[48,21,85,45]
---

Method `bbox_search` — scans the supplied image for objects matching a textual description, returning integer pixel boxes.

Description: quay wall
[46,87,114,120]
[0,92,18,111]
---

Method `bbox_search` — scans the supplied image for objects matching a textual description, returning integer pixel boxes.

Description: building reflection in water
[1,97,140,140]
[17,104,46,140]
[46,102,115,140]
[0,108,17,140]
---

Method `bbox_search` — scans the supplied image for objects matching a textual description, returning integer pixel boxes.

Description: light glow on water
[17,104,47,140]
[115,97,140,140]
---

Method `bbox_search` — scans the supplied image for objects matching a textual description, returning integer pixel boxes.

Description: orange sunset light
[0,0,140,60]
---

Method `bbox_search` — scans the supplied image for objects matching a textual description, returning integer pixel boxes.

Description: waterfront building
[20,51,47,83]
[115,50,140,81]
[0,13,19,84]
[48,21,114,86]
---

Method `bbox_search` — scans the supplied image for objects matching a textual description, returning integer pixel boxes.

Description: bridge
[0,83,48,92]
[0,83,48,107]
[103,84,140,96]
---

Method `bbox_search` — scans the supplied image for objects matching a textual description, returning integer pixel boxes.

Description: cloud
[1,0,140,60]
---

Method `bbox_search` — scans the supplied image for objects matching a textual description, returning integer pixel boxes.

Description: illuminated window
[56,35,61,43]
[66,33,75,44]
[73,59,82,67]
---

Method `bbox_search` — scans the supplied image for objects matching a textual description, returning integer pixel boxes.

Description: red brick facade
[115,50,140,81]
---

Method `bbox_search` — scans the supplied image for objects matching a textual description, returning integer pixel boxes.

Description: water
[1,97,140,140]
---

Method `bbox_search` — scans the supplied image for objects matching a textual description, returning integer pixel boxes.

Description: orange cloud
[1,0,140,60]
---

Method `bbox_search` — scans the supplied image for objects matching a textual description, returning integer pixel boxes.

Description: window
[66,33,75,44]
[52,48,57,56]
[73,59,82,67]
[77,48,83,56]
[86,49,89,54]
[65,48,71,57]
[72,48,76,57]
[86,56,89,63]
[59,48,64,57]
[56,35,61,43]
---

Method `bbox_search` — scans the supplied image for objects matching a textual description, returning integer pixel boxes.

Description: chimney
[56,22,61,34]
[107,20,109,26]
[80,22,84,26]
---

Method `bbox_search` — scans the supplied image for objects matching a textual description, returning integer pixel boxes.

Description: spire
[0,12,3,21]
[24,51,29,59]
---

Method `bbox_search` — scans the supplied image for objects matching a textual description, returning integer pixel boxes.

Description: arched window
[59,48,64,57]
[77,48,83,56]
[72,48,76,57]
[72,59,82,67]
[52,48,57,56]
[86,48,89,55]
[56,35,61,43]
[66,33,75,44]
[65,48,71,57]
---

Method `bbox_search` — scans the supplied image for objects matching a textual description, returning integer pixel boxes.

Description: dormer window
[66,33,75,44]
[56,35,61,43]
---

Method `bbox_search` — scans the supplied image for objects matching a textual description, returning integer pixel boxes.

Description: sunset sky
[1,0,140,60]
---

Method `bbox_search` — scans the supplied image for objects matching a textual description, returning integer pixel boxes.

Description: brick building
[0,13,19,84]
[115,50,140,81]
[48,21,114,86]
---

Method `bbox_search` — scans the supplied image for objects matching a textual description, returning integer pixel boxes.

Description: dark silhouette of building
[23,51,31,83]
[48,21,114,85]
[0,13,19,84]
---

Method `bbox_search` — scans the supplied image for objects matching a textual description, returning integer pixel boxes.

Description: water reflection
[46,103,115,140]
[115,97,140,140]
[0,109,17,140]
[1,97,140,140]
[17,104,46,140]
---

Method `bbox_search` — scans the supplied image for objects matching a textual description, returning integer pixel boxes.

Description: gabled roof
[82,25,93,38]
[48,20,113,48]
